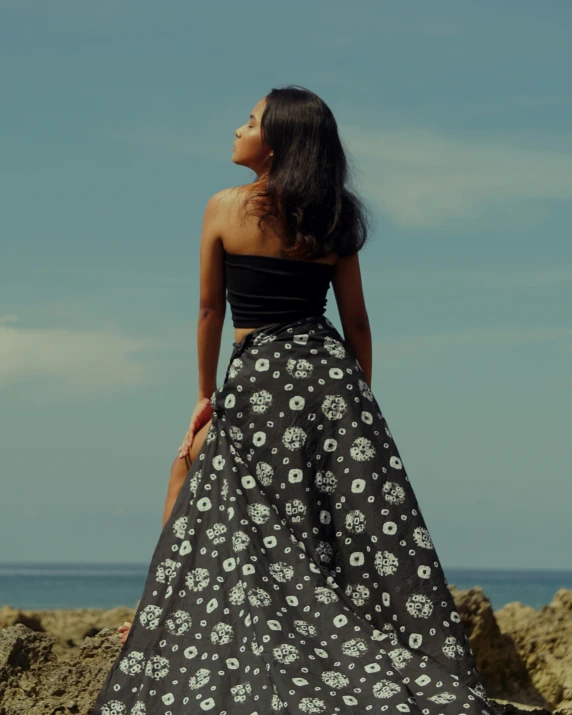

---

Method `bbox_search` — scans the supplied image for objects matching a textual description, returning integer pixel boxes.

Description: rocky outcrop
[449,585,549,708]
[1,587,572,714]
[0,605,136,661]
[0,623,121,715]
[494,588,572,712]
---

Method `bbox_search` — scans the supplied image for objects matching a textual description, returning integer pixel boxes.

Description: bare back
[218,186,368,344]
[220,187,338,264]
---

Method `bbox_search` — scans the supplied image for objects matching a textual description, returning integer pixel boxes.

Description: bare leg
[118,418,213,645]
[162,418,212,528]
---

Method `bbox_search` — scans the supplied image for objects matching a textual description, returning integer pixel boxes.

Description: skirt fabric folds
[93,314,499,715]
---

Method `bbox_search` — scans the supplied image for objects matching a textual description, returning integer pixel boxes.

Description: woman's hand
[177,396,214,459]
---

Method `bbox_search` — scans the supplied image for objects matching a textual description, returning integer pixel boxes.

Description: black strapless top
[224,252,335,328]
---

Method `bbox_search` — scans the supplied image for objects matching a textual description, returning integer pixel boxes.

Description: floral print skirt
[92,314,500,715]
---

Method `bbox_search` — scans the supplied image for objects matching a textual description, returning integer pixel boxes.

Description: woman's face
[233,97,273,175]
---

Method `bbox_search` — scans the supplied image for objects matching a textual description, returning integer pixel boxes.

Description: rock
[17,606,137,661]
[2,589,572,713]
[0,621,537,715]
[0,623,121,715]
[494,703,571,715]
[0,605,43,632]
[493,587,572,712]
[449,585,549,709]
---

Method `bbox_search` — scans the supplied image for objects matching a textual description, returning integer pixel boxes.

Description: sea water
[1,562,571,612]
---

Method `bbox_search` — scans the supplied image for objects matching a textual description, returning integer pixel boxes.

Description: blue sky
[1,0,571,570]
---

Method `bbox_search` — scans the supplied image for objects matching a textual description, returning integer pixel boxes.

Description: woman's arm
[196,191,229,399]
[331,252,372,387]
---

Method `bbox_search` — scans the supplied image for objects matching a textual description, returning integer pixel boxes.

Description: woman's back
[219,186,370,349]
[220,185,339,267]
[217,186,347,341]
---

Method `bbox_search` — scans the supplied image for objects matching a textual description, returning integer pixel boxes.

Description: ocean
[1,563,571,612]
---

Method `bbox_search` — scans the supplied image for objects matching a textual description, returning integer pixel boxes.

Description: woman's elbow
[198,303,225,322]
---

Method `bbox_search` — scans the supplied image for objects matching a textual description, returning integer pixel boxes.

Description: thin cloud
[507,95,570,109]
[362,265,572,291]
[341,126,572,228]
[107,119,572,231]
[0,322,163,394]
[375,326,572,361]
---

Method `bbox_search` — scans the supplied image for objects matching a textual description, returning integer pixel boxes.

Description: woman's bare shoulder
[202,186,250,226]
[204,184,250,204]
[207,185,254,219]
[206,186,257,247]
[217,184,253,203]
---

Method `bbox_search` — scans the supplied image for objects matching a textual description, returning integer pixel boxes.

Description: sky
[1,0,571,571]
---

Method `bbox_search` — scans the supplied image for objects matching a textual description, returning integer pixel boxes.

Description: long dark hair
[239,85,371,260]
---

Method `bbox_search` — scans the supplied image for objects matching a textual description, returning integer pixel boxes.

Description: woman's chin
[232,155,249,168]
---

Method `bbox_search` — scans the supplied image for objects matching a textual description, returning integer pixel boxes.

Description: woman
[93,86,499,715]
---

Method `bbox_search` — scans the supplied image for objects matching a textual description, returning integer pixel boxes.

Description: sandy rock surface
[1,587,571,714]
[494,588,572,712]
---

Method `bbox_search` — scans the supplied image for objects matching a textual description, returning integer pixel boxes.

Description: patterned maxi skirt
[92,314,500,715]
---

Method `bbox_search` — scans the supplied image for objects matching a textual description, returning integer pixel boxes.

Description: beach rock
[29,606,136,658]
[449,585,549,708]
[0,605,43,632]
[0,623,121,715]
[7,605,137,661]
[495,705,569,715]
[494,587,572,712]
[0,622,544,715]
[1,589,572,713]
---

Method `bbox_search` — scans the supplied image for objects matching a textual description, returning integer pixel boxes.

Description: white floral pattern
[93,315,500,715]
